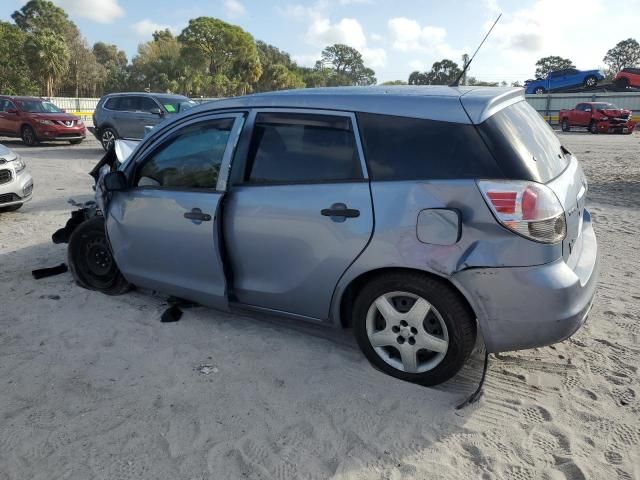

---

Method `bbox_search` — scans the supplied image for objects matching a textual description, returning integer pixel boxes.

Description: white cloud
[132,19,174,38]
[362,48,386,68]
[224,0,246,18]
[388,17,458,59]
[370,33,383,42]
[53,0,124,23]
[409,60,426,71]
[292,52,322,67]
[307,17,367,49]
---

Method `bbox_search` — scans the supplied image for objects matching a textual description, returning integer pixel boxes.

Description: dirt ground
[0,130,639,480]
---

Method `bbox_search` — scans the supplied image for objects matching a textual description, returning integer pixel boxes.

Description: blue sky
[2,0,639,84]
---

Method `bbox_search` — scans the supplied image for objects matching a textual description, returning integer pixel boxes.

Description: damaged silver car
[61,86,599,386]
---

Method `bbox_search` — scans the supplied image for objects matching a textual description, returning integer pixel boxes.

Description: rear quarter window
[478,101,569,183]
[356,113,502,181]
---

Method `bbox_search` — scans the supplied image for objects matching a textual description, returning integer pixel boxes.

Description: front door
[0,100,20,135]
[225,110,374,321]
[106,113,245,308]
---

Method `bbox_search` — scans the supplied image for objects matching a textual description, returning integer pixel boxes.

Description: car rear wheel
[68,216,131,295]
[561,119,570,132]
[534,87,545,94]
[584,75,598,88]
[352,273,476,386]
[615,78,629,89]
[100,127,118,151]
[21,125,38,146]
[589,120,598,134]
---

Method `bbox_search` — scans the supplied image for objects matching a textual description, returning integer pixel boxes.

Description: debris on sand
[196,364,218,375]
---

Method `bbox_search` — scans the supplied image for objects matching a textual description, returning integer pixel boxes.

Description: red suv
[0,96,86,146]
[613,68,640,89]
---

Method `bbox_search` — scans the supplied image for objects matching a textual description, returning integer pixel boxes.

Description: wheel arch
[336,266,479,330]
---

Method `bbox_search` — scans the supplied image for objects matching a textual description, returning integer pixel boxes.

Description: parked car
[64,86,599,386]
[0,143,33,211]
[613,67,640,89]
[525,68,605,94]
[559,102,636,134]
[0,96,86,146]
[91,92,197,151]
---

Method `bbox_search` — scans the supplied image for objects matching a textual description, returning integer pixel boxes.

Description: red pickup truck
[559,102,636,134]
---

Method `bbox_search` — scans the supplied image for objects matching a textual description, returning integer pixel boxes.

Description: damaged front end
[52,139,138,244]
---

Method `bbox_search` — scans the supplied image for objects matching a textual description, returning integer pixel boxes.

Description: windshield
[478,100,569,183]
[157,97,197,114]
[18,100,63,113]
[592,103,618,110]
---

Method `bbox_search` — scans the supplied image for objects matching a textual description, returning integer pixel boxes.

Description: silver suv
[92,92,197,150]
[0,143,33,211]
[67,86,599,386]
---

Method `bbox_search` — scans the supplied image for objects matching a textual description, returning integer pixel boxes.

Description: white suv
[0,144,33,211]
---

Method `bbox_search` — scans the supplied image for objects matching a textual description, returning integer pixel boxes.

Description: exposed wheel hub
[85,238,113,276]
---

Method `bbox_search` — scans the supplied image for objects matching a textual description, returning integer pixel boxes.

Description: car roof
[189,86,525,125]
[103,92,189,98]
[0,96,46,101]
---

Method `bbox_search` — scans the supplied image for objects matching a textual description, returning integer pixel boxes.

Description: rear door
[224,109,374,321]
[106,113,245,308]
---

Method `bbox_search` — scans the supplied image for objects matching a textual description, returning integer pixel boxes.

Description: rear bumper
[452,210,599,353]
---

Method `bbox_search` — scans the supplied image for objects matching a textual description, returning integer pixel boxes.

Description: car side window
[576,104,584,111]
[135,118,234,189]
[117,96,140,112]
[139,97,159,113]
[104,97,120,110]
[244,112,362,184]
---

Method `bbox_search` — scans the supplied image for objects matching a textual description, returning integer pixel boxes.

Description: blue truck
[525,68,605,94]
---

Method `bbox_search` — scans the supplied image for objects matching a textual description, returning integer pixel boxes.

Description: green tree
[24,29,70,96]
[0,21,38,95]
[315,44,376,86]
[64,36,106,97]
[381,80,407,85]
[93,42,129,93]
[178,17,262,96]
[603,38,640,72]
[408,59,461,85]
[534,56,575,78]
[12,0,77,37]
[257,64,304,91]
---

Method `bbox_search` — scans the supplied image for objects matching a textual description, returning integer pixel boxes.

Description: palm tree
[25,29,70,97]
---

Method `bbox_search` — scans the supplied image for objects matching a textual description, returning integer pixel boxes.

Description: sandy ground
[0,130,639,480]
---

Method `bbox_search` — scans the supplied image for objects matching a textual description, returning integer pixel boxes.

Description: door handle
[321,203,360,222]
[184,208,211,222]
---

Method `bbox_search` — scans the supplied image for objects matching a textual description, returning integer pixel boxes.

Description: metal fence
[47,92,640,124]
[525,91,640,125]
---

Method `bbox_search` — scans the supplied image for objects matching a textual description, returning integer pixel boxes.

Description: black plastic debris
[32,263,68,279]
[161,305,183,323]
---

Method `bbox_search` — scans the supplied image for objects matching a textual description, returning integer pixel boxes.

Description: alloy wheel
[365,291,449,374]
[101,130,115,150]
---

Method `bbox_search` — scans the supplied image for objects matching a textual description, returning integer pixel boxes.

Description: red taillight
[486,191,516,214]
[478,180,566,244]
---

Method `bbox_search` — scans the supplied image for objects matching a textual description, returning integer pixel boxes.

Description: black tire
[68,216,130,295]
[100,127,118,151]
[584,75,597,88]
[0,203,23,212]
[615,77,629,89]
[561,118,570,132]
[534,87,545,94]
[69,139,83,145]
[589,120,598,134]
[352,272,476,386]
[21,125,38,146]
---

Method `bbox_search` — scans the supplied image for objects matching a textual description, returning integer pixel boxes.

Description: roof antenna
[450,13,502,87]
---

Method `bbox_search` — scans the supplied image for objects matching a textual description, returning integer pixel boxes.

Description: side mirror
[6,108,18,114]
[103,171,127,192]
[149,108,163,115]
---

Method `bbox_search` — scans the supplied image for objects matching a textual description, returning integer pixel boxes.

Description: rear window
[478,101,569,183]
[357,113,502,181]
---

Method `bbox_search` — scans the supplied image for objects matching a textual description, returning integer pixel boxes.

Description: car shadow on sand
[1,236,491,478]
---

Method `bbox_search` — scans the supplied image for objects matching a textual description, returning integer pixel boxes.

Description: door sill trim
[229,301,325,324]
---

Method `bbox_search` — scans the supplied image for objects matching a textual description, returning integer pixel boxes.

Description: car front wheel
[584,75,597,88]
[534,87,545,94]
[68,216,130,295]
[589,120,598,134]
[353,273,476,386]
[100,127,118,151]
[561,119,570,132]
[21,125,38,146]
